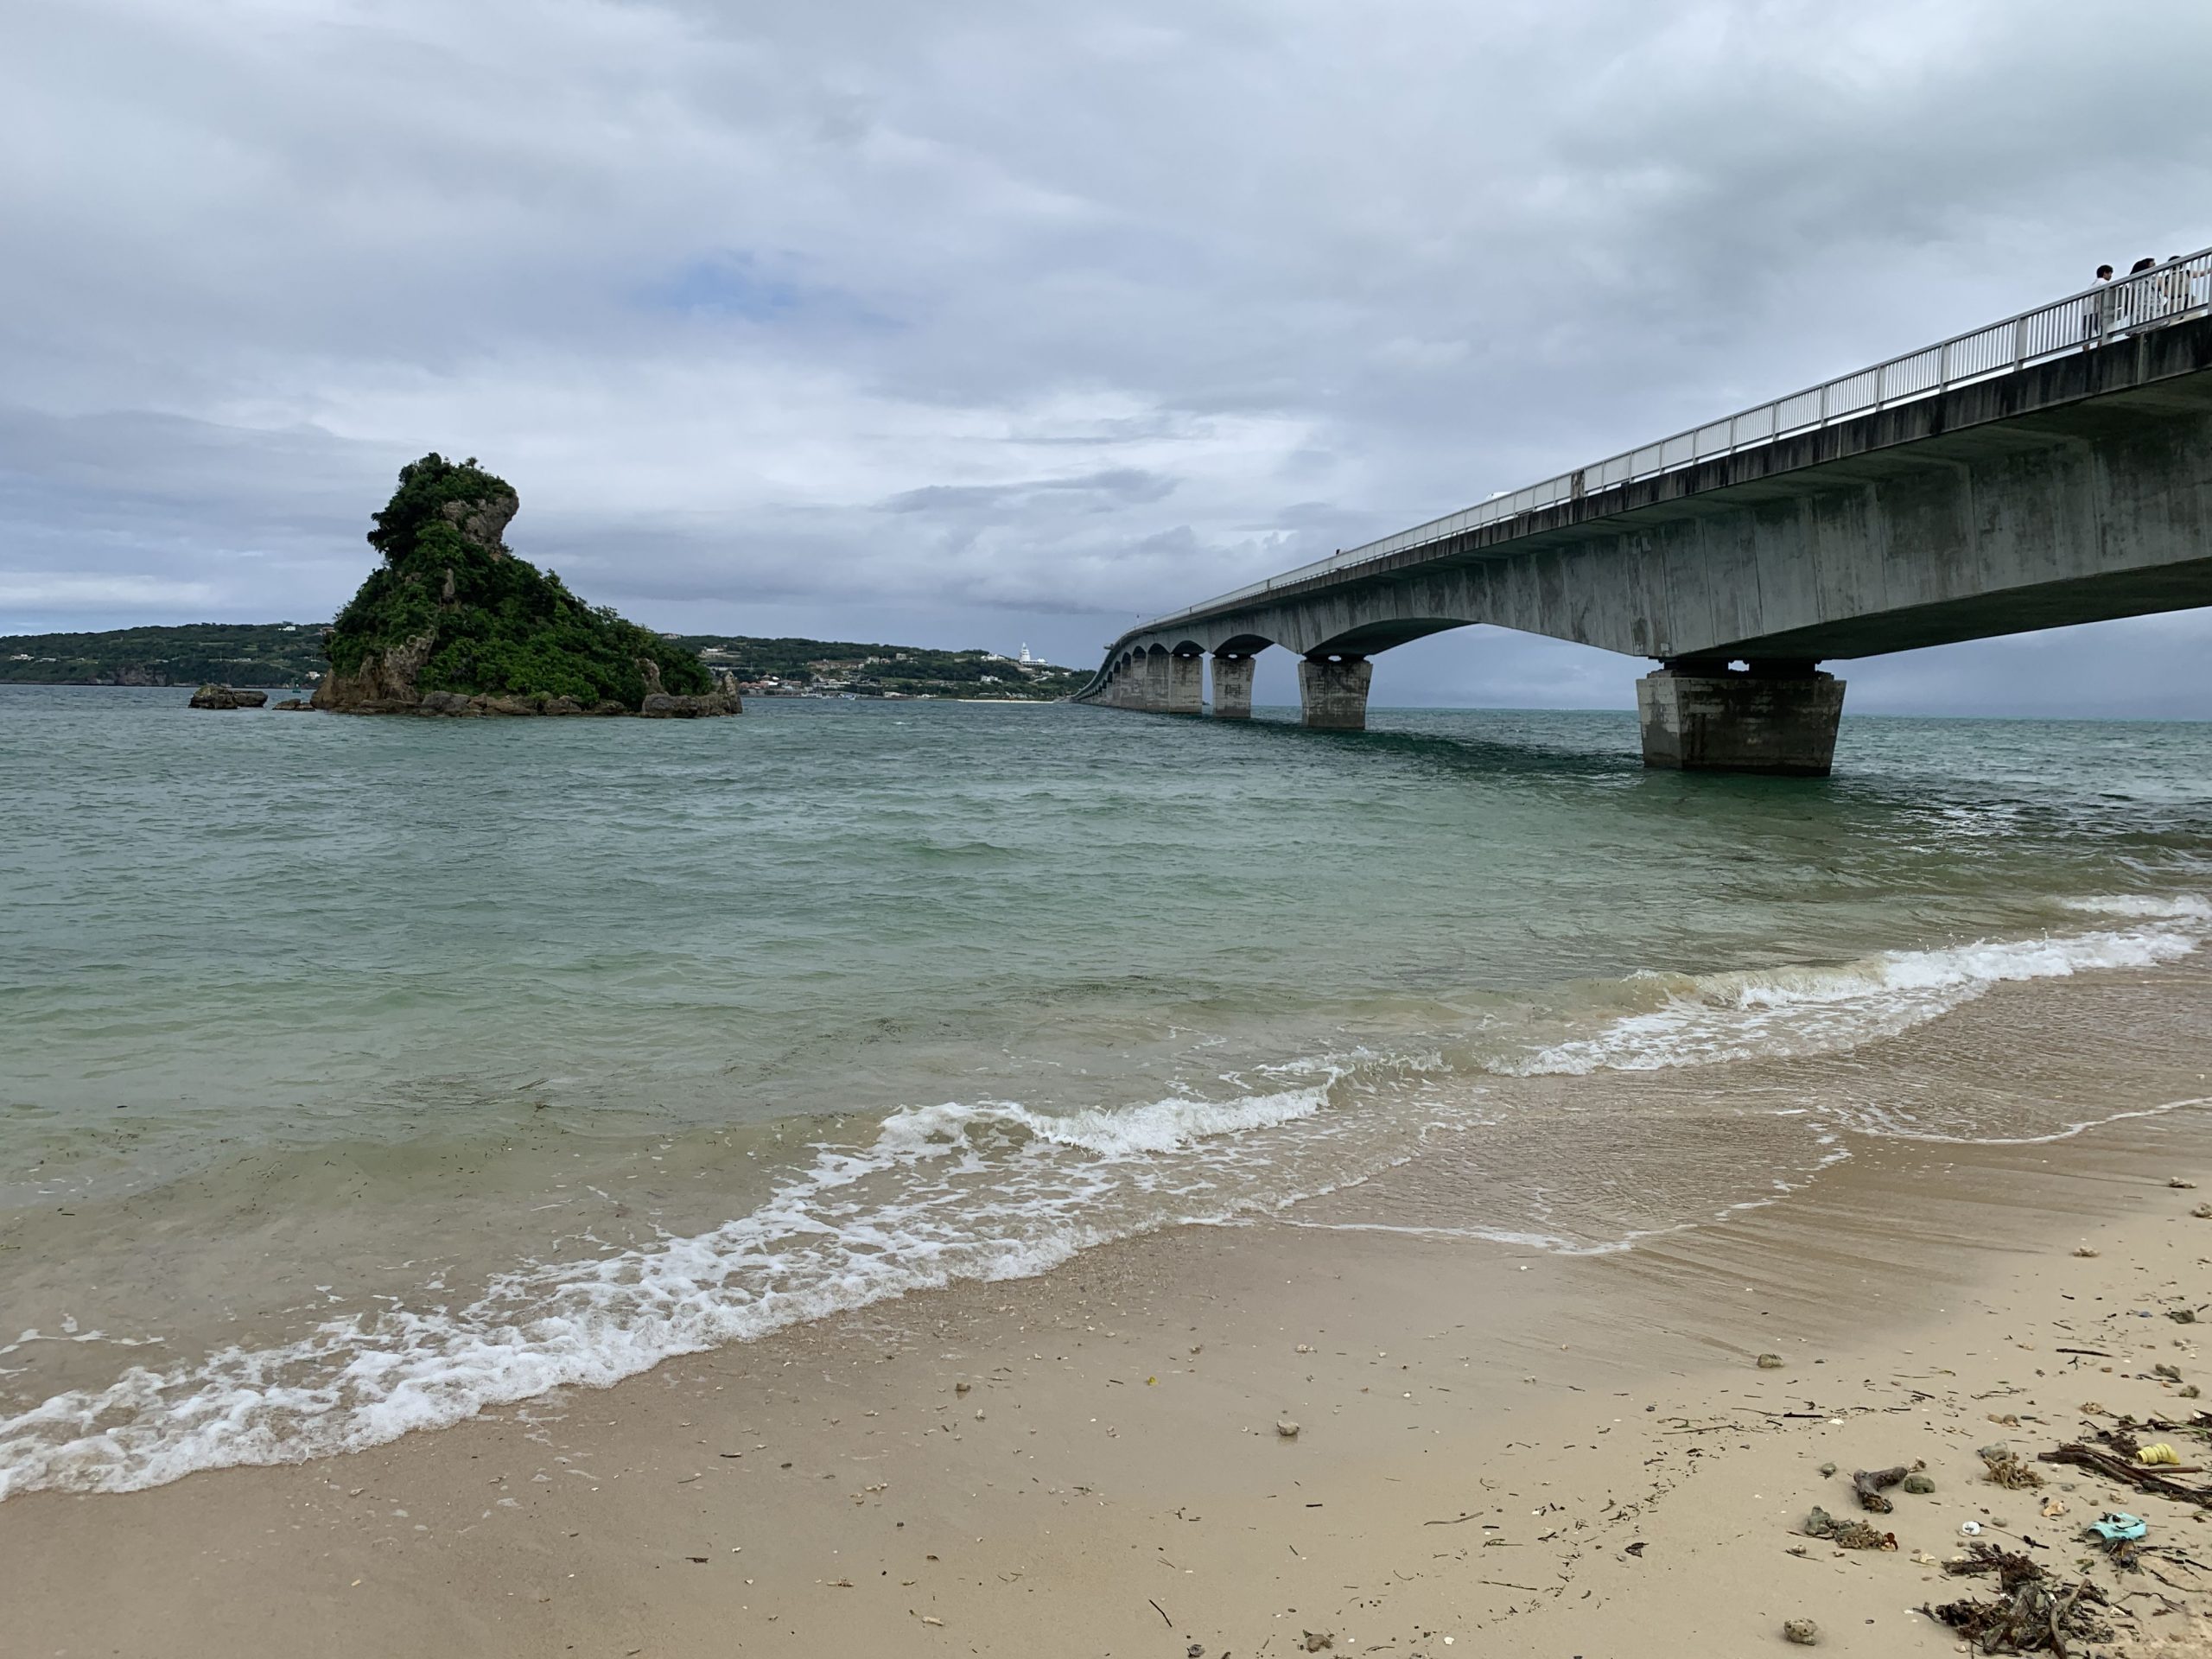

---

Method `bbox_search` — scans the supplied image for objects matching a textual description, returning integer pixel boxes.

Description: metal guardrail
[1119,249,2212,645]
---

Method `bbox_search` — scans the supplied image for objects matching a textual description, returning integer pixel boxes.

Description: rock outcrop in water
[188,683,267,709]
[313,454,739,718]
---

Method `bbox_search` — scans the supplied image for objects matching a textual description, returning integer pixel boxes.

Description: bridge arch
[1304,616,1477,658]
[1211,632,1274,658]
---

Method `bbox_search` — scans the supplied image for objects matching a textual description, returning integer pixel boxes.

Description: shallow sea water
[2,685,2209,1496]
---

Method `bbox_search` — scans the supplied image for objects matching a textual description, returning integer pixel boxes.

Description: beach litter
[1781,1616,1819,1645]
[1923,1542,2112,1655]
[1802,1506,1897,1550]
[2139,1443,2184,1465]
[2087,1511,2148,1543]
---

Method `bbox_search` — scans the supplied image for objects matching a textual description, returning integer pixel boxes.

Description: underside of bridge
[1081,313,2212,776]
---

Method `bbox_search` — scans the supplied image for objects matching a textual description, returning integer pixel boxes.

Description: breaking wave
[1504,895,2209,1077]
[0,1076,1353,1500]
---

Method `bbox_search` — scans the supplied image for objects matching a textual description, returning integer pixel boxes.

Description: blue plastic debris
[2087,1511,2147,1543]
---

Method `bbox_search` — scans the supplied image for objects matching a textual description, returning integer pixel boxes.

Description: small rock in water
[188,683,267,710]
[1903,1473,1936,1494]
[1817,1462,1837,1478]
[2193,1205,2212,1220]
[954,1381,970,1394]
[1783,1617,1819,1645]
[1276,1421,1300,1439]
[1756,1353,1784,1370]
[1300,1634,1333,1653]
[1188,1645,1205,1658]
[2074,1246,2101,1258]
[2171,1178,2198,1190]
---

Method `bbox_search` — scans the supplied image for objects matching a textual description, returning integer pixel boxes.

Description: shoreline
[11,1093,2212,1655]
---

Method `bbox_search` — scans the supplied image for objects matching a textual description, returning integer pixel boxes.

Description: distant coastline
[0,623,1084,702]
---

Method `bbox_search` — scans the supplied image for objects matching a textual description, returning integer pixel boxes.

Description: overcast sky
[6,0,2212,713]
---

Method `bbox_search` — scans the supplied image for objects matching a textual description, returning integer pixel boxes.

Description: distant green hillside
[674,636,1084,700]
[0,623,325,686]
[0,624,1083,699]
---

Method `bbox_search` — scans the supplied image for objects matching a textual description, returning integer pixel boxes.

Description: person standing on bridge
[2158,256,2192,319]
[2083,264,2114,347]
[2119,257,2159,331]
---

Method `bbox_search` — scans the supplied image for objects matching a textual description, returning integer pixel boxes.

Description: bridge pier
[1164,650,1204,715]
[1298,654,1371,730]
[1637,660,1845,777]
[1211,652,1255,719]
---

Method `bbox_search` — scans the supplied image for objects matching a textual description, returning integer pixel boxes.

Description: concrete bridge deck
[1074,253,2212,773]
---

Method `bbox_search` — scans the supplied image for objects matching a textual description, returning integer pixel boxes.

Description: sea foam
[1506,895,2209,1077]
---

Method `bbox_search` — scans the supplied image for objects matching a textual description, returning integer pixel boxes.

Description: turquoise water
[3,686,2210,1495]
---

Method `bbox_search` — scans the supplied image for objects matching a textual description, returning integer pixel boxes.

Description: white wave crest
[2063,894,2212,921]
[876,1082,1332,1160]
[1507,897,2209,1077]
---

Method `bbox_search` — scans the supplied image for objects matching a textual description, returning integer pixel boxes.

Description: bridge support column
[1211,652,1255,719]
[1298,654,1371,731]
[1637,660,1845,777]
[1163,651,1204,715]
[1125,652,1165,710]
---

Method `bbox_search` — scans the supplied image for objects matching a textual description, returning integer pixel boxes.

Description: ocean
[3,685,2209,1499]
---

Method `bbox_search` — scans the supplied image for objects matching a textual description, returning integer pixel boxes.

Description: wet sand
[11,1098,2212,1656]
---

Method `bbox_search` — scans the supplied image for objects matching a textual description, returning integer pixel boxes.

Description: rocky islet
[303,454,739,720]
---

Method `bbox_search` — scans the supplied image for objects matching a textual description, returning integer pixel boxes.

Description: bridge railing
[1130,248,2212,637]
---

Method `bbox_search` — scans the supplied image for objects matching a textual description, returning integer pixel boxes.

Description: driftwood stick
[2039,1442,2212,1507]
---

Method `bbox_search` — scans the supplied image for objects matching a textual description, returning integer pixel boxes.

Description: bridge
[1073,251,2212,773]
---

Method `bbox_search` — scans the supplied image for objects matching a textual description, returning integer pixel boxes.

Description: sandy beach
[9,1080,2212,1657]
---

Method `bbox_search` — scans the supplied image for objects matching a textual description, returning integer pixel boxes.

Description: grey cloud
[880,467,1178,513]
[3,0,2210,708]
